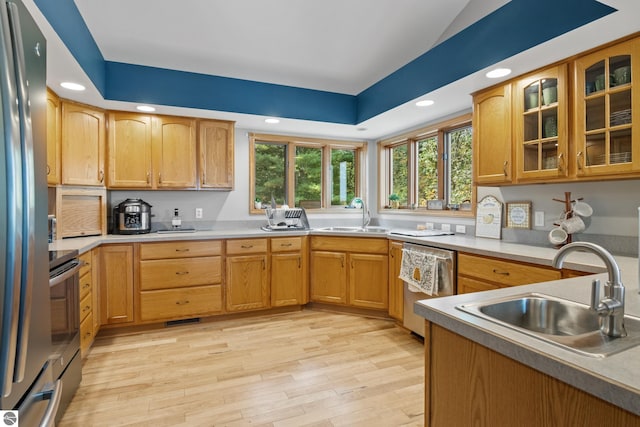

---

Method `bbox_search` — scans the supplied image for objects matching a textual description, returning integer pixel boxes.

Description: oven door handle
[49,261,82,287]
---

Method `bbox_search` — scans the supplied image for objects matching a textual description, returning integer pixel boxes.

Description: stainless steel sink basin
[316,226,390,234]
[457,293,640,357]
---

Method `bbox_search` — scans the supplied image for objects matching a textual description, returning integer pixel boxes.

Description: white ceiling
[25,0,640,140]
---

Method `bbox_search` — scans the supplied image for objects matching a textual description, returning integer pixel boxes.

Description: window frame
[249,133,367,214]
[377,113,475,216]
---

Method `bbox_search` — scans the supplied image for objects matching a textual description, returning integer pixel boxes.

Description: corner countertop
[415,268,640,416]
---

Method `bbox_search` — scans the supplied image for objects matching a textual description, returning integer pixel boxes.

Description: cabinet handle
[503,161,508,176]
[577,151,583,170]
[202,173,206,185]
[46,164,50,175]
[241,245,254,249]
[82,305,90,313]
[146,172,150,184]
[492,269,510,276]
[297,256,301,269]
[557,153,564,172]
[82,282,90,290]
[175,248,190,252]
[280,243,292,247]
[175,271,189,276]
[175,300,190,305]
[262,259,266,270]
[158,173,162,184]
[99,170,104,183]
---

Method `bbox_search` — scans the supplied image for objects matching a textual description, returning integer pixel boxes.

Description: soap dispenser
[172,208,182,229]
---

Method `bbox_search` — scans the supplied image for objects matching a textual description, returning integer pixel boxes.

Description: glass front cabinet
[514,64,568,182]
[573,38,640,177]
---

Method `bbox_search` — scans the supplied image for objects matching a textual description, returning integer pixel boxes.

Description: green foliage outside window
[448,127,473,204]
[255,142,286,205]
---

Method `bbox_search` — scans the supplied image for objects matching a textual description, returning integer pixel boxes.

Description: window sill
[378,208,475,218]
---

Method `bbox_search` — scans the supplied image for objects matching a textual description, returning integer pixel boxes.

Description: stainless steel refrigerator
[0,0,58,425]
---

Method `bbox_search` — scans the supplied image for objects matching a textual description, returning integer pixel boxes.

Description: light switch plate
[195,208,203,219]
[441,224,451,232]
[425,222,434,230]
[455,225,466,234]
[534,211,544,227]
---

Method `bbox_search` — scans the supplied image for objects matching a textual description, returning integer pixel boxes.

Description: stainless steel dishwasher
[402,243,456,337]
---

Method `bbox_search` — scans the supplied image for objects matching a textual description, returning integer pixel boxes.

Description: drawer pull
[82,306,91,313]
[175,271,189,276]
[175,300,190,305]
[280,243,292,247]
[175,248,190,252]
[241,244,254,249]
[492,269,510,276]
[82,283,90,290]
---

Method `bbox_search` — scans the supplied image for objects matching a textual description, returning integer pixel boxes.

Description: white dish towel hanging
[399,248,438,296]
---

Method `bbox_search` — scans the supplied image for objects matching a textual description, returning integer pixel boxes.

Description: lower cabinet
[310,236,388,310]
[99,244,134,325]
[270,236,308,307]
[139,240,223,322]
[388,241,404,321]
[78,249,97,357]
[226,238,269,312]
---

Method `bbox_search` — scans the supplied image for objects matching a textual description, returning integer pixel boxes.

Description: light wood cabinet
[472,84,512,185]
[152,115,197,188]
[424,322,640,426]
[46,89,61,185]
[270,236,308,307]
[310,236,388,310]
[226,238,269,312]
[514,64,570,182]
[99,244,134,325]
[574,37,640,178]
[55,186,107,238]
[388,241,404,321]
[78,250,95,357]
[61,101,106,186]
[457,252,561,294]
[107,112,153,188]
[139,240,223,322]
[199,119,235,190]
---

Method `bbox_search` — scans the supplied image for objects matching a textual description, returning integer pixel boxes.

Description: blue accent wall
[35,0,615,125]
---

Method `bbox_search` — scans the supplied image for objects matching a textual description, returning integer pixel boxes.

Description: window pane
[417,136,438,207]
[330,148,356,206]
[295,146,322,208]
[254,142,287,205]
[390,144,408,205]
[447,126,473,204]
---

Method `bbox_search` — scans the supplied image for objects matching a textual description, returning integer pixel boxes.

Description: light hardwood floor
[60,310,425,427]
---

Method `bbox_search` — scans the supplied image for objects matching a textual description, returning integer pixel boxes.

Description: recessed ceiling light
[357,127,368,131]
[486,68,512,79]
[415,100,435,107]
[265,118,280,124]
[60,82,85,91]
[136,105,156,112]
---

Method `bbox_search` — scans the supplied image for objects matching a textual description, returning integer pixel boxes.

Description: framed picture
[475,195,502,239]
[506,201,531,229]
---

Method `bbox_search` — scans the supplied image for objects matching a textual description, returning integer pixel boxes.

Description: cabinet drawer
[310,236,388,254]
[78,251,92,277]
[271,236,302,252]
[140,240,222,260]
[458,253,560,286]
[140,285,223,321]
[80,312,94,357]
[80,291,92,322]
[140,256,221,290]
[226,238,267,255]
[79,270,92,301]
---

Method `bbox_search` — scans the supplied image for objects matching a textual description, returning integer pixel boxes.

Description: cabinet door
[514,65,569,182]
[107,112,153,188]
[99,245,134,325]
[473,84,512,184]
[46,89,61,185]
[226,254,269,312]
[271,252,304,307]
[574,38,640,177]
[199,119,234,189]
[349,253,388,310]
[310,251,347,304]
[152,116,197,188]
[388,241,404,321]
[61,102,106,186]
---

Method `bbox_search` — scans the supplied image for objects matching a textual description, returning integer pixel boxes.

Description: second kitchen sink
[457,293,640,357]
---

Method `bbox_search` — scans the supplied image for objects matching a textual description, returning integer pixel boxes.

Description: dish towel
[399,248,438,296]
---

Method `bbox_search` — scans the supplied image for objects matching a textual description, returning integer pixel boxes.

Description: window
[250,133,366,212]
[378,114,473,212]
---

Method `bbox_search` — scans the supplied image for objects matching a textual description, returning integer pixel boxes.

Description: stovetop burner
[49,249,79,270]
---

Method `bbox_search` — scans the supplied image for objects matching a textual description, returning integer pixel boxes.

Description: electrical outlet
[534,211,544,227]
[441,224,451,232]
[195,208,203,219]
[455,225,466,234]
[425,222,434,230]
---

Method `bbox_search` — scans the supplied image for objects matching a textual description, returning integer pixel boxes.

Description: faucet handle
[590,279,601,311]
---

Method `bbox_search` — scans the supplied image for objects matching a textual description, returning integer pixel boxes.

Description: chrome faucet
[552,242,626,338]
[350,197,370,229]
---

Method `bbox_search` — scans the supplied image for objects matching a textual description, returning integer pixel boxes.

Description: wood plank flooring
[60,310,425,426]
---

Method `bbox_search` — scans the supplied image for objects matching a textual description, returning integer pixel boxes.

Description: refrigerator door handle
[0,0,24,398]
[7,0,36,384]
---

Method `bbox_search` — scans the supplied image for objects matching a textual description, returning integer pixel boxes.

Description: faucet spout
[350,197,370,228]
[552,242,626,338]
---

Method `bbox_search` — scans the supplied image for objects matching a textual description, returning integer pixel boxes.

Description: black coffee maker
[113,198,152,234]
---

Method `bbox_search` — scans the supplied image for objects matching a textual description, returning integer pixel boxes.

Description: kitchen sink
[316,226,390,234]
[456,293,640,357]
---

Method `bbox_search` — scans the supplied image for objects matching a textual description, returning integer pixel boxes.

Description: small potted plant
[254,198,262,209]
[389,193,400,209]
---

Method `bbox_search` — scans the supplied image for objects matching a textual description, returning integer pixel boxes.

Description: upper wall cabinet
[473,84,512,185]
[107,112,153,188]
[61,101,106,186]
[152,115,197,189]
[198,119,235,190]
[46,89,61,185]
[573,38,640,178]
[514,64,569,182]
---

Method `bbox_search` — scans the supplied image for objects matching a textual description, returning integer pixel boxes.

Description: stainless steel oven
[48,249,82,423]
